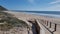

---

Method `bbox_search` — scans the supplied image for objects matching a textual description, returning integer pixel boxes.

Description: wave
[11,11,60,18]
[22,12,60,18]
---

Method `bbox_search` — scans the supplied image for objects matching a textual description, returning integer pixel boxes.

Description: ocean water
[13,11,60,18]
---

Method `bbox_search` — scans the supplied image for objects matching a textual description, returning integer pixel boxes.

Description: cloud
[28,0,35,4]
[49,0,60,4]
[46,0,60,11]
[44,4,60,11]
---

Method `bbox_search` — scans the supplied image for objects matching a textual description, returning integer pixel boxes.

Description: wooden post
[54,24,57,31]
[53,24,57,32]
[50,22,51,28]
[47,21,48,26]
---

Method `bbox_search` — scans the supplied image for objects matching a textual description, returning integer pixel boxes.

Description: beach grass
[0,11,28,31]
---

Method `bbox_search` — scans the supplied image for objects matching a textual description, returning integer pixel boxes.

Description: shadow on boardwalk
[32,23,37,34]
[28,20,38,34]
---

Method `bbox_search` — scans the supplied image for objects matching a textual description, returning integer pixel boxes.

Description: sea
[12,11,60,18]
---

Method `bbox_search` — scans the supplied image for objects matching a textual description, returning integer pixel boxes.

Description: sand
[5,11,60,24]
[4,11,60,34]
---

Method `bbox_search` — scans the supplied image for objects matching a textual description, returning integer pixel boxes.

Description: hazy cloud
[28,0,35,4]
[45,4,60,11]
[49,0,60,4]
[46,0,60,11]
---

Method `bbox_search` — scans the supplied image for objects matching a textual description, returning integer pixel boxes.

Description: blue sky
[0,0,60,11]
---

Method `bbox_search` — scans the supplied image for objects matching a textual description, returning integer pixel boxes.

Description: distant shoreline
[5,11,60,18]
[4,11,60,23]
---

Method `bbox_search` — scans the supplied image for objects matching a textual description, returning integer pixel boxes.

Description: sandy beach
[5,11,60,24]
[3,11,60,34]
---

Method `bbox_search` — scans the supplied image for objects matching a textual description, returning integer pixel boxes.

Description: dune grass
[0,12,28,31]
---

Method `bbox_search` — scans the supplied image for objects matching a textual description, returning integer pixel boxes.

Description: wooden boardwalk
[36,19,60,34]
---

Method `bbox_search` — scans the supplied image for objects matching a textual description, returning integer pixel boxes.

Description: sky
[0,0,60,11]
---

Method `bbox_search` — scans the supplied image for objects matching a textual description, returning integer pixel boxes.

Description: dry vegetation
[0,11,28,31]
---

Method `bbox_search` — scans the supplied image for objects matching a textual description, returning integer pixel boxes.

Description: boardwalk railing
[36,19,60,34]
